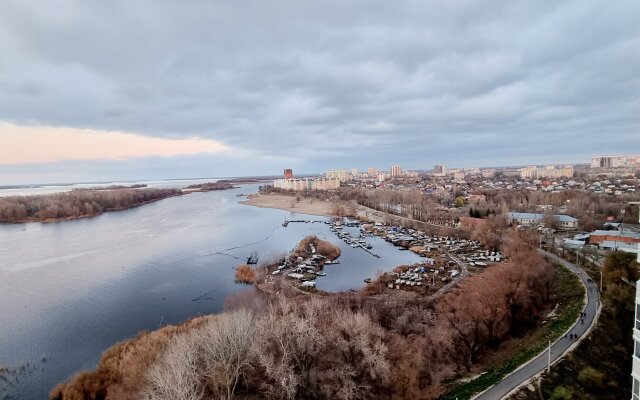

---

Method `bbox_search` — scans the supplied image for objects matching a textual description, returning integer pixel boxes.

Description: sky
[0,0,639,185]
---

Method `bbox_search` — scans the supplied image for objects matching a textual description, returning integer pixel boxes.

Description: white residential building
[325,169,352,182]
[390,165,402,178]
[273,178,340,191]
[519,165,574,179]
[633,284,640,400]
[592,154,640,168]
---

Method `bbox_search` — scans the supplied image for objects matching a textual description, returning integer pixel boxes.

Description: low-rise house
[589,230,640,245]
[507,212,579,230]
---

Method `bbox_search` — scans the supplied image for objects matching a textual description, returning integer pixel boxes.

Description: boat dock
[282,219,328,227]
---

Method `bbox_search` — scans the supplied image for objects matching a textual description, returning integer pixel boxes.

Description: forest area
[0,188,181,223]
[50,228,560,400]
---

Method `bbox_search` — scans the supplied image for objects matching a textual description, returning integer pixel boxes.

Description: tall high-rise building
[283,169,293,179]
[390,165,402,178]
[434,164,446,174]
[592,154,640,168]
[367,167,379,177]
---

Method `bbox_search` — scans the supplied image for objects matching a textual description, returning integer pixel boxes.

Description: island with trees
[0,187,182,223]
[0,181,243,223]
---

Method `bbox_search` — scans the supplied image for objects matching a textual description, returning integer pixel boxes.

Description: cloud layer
[0,0,638,182]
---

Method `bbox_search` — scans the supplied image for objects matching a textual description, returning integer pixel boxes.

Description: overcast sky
[0,0,638,184]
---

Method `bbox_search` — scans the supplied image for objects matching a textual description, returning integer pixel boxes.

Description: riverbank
[241,192,460,233]
[240,193,343,217]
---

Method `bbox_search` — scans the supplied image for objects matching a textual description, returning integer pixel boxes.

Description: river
[0,183,421,399]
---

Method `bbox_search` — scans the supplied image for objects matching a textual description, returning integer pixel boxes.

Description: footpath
[473,249,600,400]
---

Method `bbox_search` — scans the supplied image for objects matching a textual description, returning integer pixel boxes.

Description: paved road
[474,249,599,400]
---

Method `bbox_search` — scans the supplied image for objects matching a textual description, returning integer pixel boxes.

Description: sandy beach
[239,192,394,224]
[240,193,340,217]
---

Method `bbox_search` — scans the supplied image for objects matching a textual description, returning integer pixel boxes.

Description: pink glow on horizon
[0,123,231,164]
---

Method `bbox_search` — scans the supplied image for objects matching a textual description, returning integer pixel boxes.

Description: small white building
[507,212,579,231]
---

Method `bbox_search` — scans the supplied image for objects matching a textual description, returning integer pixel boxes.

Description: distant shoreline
[0,193,184,224]
[0,182,242,224]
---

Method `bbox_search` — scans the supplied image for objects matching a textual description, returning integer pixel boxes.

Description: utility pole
[600,270,603,292]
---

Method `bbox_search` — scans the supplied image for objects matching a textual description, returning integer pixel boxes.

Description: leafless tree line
[142,298,389,400]
[0,188,181,222]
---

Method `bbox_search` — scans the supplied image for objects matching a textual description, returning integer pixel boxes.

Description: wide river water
[0,183,421,399]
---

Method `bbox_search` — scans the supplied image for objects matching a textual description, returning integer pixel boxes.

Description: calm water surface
[0,184,420,399]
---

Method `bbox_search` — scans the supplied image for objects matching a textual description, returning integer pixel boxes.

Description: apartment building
[633,285,640,400]
[519,165,574,179]
[592,154,640,168]
[325,169,352,182]
[273,178,340,191]
[390,165,402,178]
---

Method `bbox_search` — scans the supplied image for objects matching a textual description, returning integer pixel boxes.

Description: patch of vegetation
[293,235,341,260]
[441,262,584,400]
[183,181,235,191]
[0,188,181,222]
[234,264,257,284]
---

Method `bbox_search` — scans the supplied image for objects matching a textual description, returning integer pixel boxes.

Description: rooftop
[507,212,578,222]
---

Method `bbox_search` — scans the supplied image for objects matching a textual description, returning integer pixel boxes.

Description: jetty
[282,219,327,227]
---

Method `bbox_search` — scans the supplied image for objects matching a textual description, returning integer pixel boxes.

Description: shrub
[550,386,574,400]
[234,265,256,284]
[577,366,606,389]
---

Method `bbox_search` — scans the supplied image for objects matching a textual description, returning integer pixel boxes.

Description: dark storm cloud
[0,0,638,179]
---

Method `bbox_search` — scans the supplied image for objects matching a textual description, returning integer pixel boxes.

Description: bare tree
[142,333,203,400]
[198,309,256,400]
[253,297,389,400]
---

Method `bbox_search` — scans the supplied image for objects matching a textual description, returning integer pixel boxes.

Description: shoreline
[0,186,239,225]
[240,193,343,218]
[0,194,184,224]
[239,193,456,230]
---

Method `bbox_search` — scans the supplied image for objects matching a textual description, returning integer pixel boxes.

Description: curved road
[474,249,600,400]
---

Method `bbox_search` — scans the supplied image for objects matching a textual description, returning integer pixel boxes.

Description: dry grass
[234,264,257,284]
[50,316,211,400]
[294,235,341,260]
